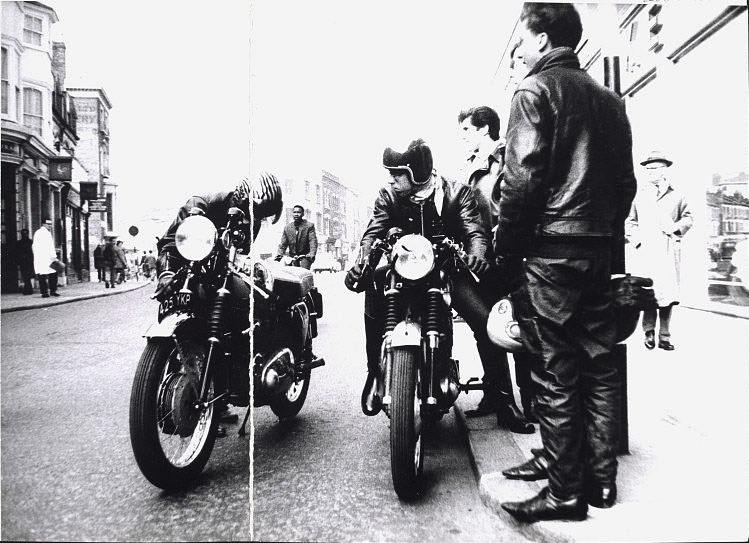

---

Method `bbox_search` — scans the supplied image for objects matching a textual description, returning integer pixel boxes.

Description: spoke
[157,408,175,425]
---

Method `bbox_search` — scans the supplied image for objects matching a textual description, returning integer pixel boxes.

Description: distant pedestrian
[145,251,157,281]
[626,150,692,351]
[114,241,128,284]
[17,229,35,295]
[32,219,59,298]
[102,237,117,288]
[93,241,107,282]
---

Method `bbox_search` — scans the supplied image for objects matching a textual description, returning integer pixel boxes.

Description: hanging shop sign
[88,198,108,212]
[49,157,73,181]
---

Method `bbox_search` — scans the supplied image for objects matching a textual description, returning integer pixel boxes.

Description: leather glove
[464,254,489,276]
[344,263,369,293]
[612,274,656,310]
[153,271,176,301]
[274,255,282,262]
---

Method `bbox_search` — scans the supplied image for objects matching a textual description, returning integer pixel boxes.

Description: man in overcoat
[496,3,637,522]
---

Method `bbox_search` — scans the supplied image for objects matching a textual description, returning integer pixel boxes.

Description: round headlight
[393,234,434,280]
[175,215,217,261]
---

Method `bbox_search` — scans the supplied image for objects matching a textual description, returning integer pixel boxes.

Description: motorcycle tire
[129,339,219,490]
[390,347,423,501]
[269,371,310,420]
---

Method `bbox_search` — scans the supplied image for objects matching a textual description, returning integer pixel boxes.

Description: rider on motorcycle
[344,139,531,431]
[155,173,283,296]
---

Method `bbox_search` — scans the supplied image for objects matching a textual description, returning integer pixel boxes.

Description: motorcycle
[129,206,323,490]
[358,227,482,500]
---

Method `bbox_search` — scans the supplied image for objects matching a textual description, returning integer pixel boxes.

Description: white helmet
[486,298,523,351]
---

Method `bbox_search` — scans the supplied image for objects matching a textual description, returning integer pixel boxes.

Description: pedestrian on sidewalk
[17,229,35,295]
[496,3,637,522]
[145,251,157,281]
[32,219,59,298]
[113,240,128,284]
[626,151,693,351]
[93,240,107,282]
[102,236,117,288]
[457,105,535,431]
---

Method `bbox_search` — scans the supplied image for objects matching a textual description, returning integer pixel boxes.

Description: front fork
[196,274,231,408]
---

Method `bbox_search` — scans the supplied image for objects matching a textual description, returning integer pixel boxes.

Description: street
[0,288,250,541]
[253,272,511,542]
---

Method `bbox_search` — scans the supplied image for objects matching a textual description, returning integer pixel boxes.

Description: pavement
[1,278,152,313]
[452,306,749,542]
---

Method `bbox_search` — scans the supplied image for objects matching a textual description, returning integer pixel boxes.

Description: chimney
[52,42,66,91]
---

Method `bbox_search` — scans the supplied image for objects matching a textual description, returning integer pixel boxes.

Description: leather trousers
[514,254,619,499]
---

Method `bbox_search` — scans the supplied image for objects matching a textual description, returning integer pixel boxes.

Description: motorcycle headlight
[393,234,434,280]
[175,215,217,262]
[254,261,274,292]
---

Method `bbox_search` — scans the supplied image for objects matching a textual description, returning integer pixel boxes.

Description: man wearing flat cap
[345,139,524,423]
[626,150,692,351]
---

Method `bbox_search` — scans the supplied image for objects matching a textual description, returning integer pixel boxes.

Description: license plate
[158,291,192,319]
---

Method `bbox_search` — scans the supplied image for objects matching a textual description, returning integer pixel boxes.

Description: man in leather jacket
[497,4,637,523]
[345,139,523,425]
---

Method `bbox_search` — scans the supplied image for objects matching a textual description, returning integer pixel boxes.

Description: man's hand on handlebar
[344,262,369,293]
[464,254,489,276]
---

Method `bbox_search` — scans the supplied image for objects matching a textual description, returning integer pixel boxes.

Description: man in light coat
[626,151,692,351]
[32,219,58,298]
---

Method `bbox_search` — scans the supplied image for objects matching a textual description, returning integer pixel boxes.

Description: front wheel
[129,339,219,490]
[390,347,423,500]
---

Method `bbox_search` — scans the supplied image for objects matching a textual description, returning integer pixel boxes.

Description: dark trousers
[642,305,673,340]
[37,273,58,295]
[20,267,34,294]
[515,254,619,499]
[96,267,106,282]
[363,267,515,401]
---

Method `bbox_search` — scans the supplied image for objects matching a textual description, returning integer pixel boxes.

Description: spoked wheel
[270,371,310,420]
[390,347,423,501]
[129,339,219,490]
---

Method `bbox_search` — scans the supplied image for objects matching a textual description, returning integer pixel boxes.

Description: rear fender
[389,320,422,348]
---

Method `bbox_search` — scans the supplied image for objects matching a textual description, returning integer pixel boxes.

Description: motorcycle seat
[272,264,314,303]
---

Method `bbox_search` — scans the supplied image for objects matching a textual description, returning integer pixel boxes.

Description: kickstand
[238,407,251,436]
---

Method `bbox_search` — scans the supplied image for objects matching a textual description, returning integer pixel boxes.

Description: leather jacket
[359,175,488,262]
[156,191,240,275]
[495,47,637,258]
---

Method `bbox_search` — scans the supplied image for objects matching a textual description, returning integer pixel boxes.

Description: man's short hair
[520,3,583,50]
[292,205,304,214]
[458,106,501,141]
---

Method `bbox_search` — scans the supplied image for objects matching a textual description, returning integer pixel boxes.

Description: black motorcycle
[359,227,480,500]
[129,206,323,490]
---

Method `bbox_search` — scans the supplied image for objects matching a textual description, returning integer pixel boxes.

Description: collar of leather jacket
[526,46,580,77]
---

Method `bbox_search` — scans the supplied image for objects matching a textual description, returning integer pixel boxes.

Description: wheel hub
[159,373,200,438]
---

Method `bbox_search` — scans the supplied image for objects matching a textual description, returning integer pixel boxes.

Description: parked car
[311,253,340,273]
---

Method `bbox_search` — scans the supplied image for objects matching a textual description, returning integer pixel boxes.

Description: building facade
[1,1,91,292]
[495,3,749,315]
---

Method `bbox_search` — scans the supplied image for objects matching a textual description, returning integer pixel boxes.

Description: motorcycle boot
[492,344,534,434]
[361,314,384,416]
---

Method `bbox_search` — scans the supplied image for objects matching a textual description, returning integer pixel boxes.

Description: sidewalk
[453,307,749,542]
[1,279,151,313]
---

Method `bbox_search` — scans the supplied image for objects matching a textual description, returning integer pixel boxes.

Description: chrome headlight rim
[392,234,434,281]
[175,215,217,262]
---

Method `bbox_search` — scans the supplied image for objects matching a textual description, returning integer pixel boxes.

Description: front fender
[389,320,422,348]
[143,313,193,338]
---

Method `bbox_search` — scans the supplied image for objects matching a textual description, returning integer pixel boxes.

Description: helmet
[233,172,283,224]
[486,297,524,351]
[383,139,433,185]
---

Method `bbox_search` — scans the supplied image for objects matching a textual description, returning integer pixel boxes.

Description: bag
[50,259,65,273]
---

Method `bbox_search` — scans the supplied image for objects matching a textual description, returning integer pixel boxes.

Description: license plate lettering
[159,291,192,317]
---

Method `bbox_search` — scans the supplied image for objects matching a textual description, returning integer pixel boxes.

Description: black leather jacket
[359,175,488,262]
[156,191,241,276]
[495,47,637,258]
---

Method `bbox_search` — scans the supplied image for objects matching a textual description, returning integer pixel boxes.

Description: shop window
[23,15,43,47]
[23,87,43,136]
[1,48,8,114]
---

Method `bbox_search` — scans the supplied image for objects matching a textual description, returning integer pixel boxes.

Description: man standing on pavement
[497,3,637,522]
[32,219,59,298]
[275,205,318,269]
[17,229,35,295]
[93,241,107,283]
[457,106,535,432]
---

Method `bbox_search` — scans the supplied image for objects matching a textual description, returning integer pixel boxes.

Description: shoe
[50,292,60,297]
[584,482,617,508]
[658,340,675,351]
[501,487,588,523]
[105,282,110,288]
[502,454,549,481]
[644,331,655,350]
[361,369,382,416]
[496,399,536,434]
[530,447,544,457]
[522,400,539,423]
[41,294,49,298]
[464,394,500,418]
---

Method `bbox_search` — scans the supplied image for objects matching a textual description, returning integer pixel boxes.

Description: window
[23,88,43,135]
[1,48,8,114]
[23,15,43,46]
